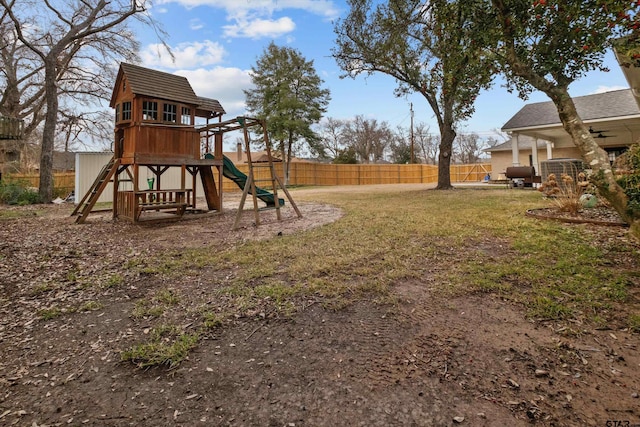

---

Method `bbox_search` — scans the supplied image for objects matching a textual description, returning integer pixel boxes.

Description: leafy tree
[333,147,358,164]
[480,0,640,235]
[245,42,331,184]
[389,136,412,164]
[616,143,640,215]
[392,125,414,164]
[0,0,149,202]
[333,0,495,189]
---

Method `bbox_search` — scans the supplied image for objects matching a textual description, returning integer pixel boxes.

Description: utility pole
[410,103,415,164]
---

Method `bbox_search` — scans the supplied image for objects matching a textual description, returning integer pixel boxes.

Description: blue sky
[133,0,630,149]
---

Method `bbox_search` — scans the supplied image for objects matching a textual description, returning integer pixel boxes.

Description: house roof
[485,139,520,152]
[111,63,201,107]
[613,39,640,109]
[485,136,541,152]
[502,89,640,131]
[196,96,226,117]
[109,63,226,118]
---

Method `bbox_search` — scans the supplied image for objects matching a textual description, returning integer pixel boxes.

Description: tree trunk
[436,126,456,190]
[281,143,289,186]
[285,138,293,187]
[38,55,59,203]
[548,88,637,231]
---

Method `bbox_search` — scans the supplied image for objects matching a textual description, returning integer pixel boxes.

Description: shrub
[615,143,640,217]
[333,147,358,164]
[538,172,593,216]
[0,180,42,205]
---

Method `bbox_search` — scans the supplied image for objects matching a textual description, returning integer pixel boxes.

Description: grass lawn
[118,187,639,366]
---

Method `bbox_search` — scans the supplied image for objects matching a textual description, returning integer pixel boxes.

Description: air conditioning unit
[540,158,585,183]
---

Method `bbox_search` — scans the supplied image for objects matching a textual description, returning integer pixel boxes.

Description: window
[115,104,120,122]
[122,102,132,121]
[163,103,177,123]
[142,101,158,121]
[181,107,191,125]
[605,147,628,165]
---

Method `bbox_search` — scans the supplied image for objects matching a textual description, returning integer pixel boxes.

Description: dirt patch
[1,191,639,426]
[526,206,628,227]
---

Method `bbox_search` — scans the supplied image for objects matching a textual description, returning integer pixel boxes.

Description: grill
[505,166,540,188]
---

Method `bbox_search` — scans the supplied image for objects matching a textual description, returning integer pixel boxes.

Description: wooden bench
[134,189,192,221]
[139,202,187,211]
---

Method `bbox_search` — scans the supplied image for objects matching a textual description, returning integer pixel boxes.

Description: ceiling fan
[588,126,616,138]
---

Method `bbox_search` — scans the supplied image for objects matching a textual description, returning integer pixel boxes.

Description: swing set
[73,63,301,228]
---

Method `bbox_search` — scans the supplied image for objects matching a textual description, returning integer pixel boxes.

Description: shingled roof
[502,89,640,130]
[196,96,226,117]
[484,137,536,152]
[110,63,201,107]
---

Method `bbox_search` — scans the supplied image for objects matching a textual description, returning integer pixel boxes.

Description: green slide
[206,154,284,207]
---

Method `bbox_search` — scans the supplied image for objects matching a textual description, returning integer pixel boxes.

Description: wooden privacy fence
[5,163,490,197]
[216,162,490,192]
[3,172,75,196]
[286,162,491,187]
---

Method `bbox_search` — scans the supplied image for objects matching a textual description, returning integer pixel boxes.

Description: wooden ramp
[199,165,220,211]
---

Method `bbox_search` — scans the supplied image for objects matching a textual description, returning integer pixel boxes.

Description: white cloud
[223,16,295,39]
[155,0,340,21]
[590,85,628,94]
[140,40,226,69]
[155,0,339,42]
[189,18,204,30]
[176,67,253,116]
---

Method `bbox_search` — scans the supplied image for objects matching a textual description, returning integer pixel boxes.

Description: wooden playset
[73,63,301,227]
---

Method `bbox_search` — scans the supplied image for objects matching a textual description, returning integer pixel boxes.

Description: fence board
[4,172,75,196]
[7,163,491,197]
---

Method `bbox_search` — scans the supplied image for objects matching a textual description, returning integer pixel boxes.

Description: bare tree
[489,127,509,143]
[342,115,393,164]
[0,10,46,143]
[56,109,113,152]
[315,117,348,161]
[413,123,438,165]
[453,132,483,164]
[0,0,151,201]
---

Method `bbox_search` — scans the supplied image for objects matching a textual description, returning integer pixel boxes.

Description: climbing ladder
[72,155,120,223]
[233,117,302,230]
